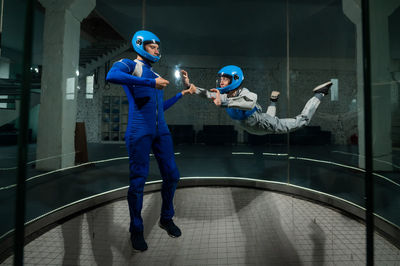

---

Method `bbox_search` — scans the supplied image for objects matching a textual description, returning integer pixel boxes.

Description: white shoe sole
[313,81,332,92]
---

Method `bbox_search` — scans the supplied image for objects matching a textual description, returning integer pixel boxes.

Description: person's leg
[313,81,332,97]
[271,81,332,133]
[126,134,152,251]
[152,133,181,237]
[244,82,331,134]
[299,81,332,120]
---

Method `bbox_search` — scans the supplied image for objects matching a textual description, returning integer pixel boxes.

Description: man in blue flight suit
[106,30,195,251]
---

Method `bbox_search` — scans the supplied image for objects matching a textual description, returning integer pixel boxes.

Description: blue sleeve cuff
[149,78,156,88]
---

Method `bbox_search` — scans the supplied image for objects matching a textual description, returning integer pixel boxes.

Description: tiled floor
[1,187,400,265]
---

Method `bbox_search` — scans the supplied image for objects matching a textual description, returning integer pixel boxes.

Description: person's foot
[270,91,280,102]
[159,218,182,238]
[130,231,148,252]
[313,81,332,95]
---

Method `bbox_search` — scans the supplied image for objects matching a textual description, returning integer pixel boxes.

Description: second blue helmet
[132,30,161,63]
[216,65,244,93]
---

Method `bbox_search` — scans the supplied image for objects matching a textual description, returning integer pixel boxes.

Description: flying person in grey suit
[181,65,331,135]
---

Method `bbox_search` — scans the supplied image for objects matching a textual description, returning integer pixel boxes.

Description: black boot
[130,231,148,251]
[313,81,332,95]
[159,218,182,238]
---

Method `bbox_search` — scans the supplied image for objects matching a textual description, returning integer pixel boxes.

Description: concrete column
[36,0,95,170]
[342,0,365,168]
[343,0,399,170]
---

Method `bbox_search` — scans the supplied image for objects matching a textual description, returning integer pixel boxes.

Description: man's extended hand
[155,77,169,90]
[210,89,221,106]
[180,70,191,88]
[181,83,197,96]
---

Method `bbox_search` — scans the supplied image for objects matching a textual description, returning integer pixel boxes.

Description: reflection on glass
[66,77,75,100]
[330,78,339,102]
[0,0,29,251]
[287,0,362,206]
[86,75,94,99]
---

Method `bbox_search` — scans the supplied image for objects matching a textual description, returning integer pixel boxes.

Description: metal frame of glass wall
[14,0,34,265]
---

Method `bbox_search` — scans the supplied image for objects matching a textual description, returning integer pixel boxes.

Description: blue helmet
[132,30,161,63]
[216,65,244,93]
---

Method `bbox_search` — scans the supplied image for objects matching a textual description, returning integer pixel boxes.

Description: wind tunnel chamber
[0,0,399,265]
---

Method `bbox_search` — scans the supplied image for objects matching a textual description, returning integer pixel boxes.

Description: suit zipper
[156,90,158,131]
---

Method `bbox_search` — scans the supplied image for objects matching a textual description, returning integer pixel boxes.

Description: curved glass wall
[287,1,362,203]
[0,0,399,263]
[0,0,32,242]
[370,0,400,261]
[145,0,290,183]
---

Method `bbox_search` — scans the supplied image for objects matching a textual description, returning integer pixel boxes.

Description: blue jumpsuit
[106,58,182,233]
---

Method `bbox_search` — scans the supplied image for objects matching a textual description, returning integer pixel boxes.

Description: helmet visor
[143,40,162,58]
[216,73,232,89]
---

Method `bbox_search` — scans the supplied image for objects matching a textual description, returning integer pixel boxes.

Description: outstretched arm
[206,88,257,110]
[163,92,182,111]
[181,69,231,107]
[163,84,197,111]
[181,69,214,98]
[181,68,256,110]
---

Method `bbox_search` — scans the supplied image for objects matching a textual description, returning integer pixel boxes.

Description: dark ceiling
[3,0,399,65]
[96,0,355,58]
[95,0,356,58]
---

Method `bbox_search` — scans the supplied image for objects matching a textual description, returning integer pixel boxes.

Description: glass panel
[0,0,133,241]
[19,4,130,241]
[0,0,28,242]
[146,0,289,181]
[369,0,400,260]
[288,1,363,204]
[286,1,363,263]
[3,0,399,263]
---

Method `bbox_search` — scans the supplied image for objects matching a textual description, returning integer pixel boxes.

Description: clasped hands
[181,70,221,105]
[154,72,196,96]
[155,70,220,105]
